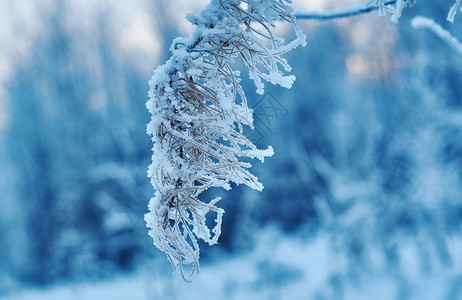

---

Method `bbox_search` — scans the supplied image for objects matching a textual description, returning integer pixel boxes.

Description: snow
[447,0,461,23]
[145,0,306,278]
[0,276,146,300]
[1,0,461,296]
[2,228,461,300]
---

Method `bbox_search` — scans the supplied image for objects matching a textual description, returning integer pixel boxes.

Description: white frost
[412,16,462,56]
[145,0,305,280]
[447,0,461,23]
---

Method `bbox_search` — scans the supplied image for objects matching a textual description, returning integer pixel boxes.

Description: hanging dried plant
[145,0,305,280]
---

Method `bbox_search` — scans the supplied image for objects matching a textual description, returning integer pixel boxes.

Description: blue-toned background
[0,0,461,299]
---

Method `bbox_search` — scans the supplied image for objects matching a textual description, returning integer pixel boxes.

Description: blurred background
[0,0,461,299]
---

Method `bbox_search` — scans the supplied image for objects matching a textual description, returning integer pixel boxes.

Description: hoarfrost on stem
[447,0,461,23]
[367,0,411,23]
[412,16,462,56]
[145,0,305,280]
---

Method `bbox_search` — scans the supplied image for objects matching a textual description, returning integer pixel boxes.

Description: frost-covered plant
[448,0,461,23]
[367,0,415,22]
[145,0,305,280]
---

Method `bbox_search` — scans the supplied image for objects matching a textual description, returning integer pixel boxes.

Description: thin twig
[295,0,397,21]
[411,16,462,56]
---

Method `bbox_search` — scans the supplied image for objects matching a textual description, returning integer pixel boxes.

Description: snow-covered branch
[145,0,458,283]
[447,0,461,23]
[145,0,305,280]
[412,16,462,56]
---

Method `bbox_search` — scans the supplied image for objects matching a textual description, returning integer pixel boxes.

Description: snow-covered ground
[2,228,461,300]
